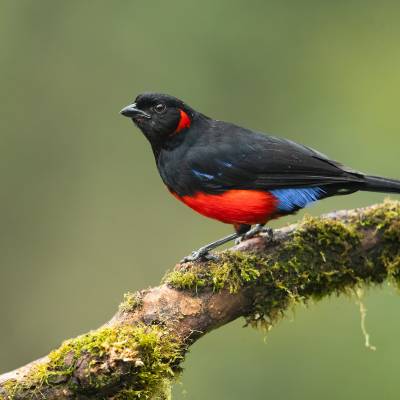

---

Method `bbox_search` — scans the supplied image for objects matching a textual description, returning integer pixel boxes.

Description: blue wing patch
[271,187,326,212]
[192,169,215,181]
[192,161,233,181]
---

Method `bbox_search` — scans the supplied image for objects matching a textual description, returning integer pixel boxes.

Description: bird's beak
[120,103,151,119]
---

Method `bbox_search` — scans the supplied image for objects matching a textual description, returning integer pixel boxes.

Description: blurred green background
[1,1,400,399]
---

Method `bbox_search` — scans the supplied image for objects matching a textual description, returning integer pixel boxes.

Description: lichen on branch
[1,200,399,400]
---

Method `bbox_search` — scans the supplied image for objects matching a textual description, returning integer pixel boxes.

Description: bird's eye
[154,103,166,114]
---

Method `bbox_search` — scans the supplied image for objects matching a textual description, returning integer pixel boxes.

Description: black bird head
[120,93,195,149]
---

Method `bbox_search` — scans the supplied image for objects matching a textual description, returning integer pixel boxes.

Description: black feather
[158,116,366,197]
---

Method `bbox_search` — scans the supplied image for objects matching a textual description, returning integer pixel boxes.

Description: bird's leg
[181,232,240,263]
[235,224,273,244]
[181,224,274,263]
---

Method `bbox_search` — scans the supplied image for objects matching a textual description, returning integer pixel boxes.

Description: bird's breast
[171,189,279,225]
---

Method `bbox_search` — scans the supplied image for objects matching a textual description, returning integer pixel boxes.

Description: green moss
[3,325,183,400]
[119,291,144,313]
[1,380,19,400]
[357,199,400,286]
[164,268,207,292]
[165,201,400,330]
[209,252,261,293]
[247,216,366,328]
[164,252,261,294]
[115,379,171,400]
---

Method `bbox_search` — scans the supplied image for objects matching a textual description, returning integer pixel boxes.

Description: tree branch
[1,200,399,400]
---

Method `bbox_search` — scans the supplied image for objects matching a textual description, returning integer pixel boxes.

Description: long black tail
[362,175,400,194]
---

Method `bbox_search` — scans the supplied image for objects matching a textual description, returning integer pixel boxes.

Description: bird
[120,92,400,262]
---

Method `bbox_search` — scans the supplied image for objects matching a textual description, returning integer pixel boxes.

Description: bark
[1,200,399,400]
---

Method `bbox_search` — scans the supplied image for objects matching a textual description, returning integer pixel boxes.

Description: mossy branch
[1,200,400,400]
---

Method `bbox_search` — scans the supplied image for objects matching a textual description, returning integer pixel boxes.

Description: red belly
[172,189,279,225]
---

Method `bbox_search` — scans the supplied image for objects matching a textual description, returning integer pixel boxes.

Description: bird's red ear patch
[174,109,191,133]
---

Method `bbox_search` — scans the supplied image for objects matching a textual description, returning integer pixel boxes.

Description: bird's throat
[173,109,191,134]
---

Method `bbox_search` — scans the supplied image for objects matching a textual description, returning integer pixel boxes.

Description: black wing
[177,120,365,195]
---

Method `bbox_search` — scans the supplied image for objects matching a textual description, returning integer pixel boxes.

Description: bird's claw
[234,237,242,245]
[180,249,218,263]
[235,226,274,244]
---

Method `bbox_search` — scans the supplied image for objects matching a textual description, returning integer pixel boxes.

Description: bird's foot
[235,225,274,244]
[180,248,219,263]
[180,233,239,263]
